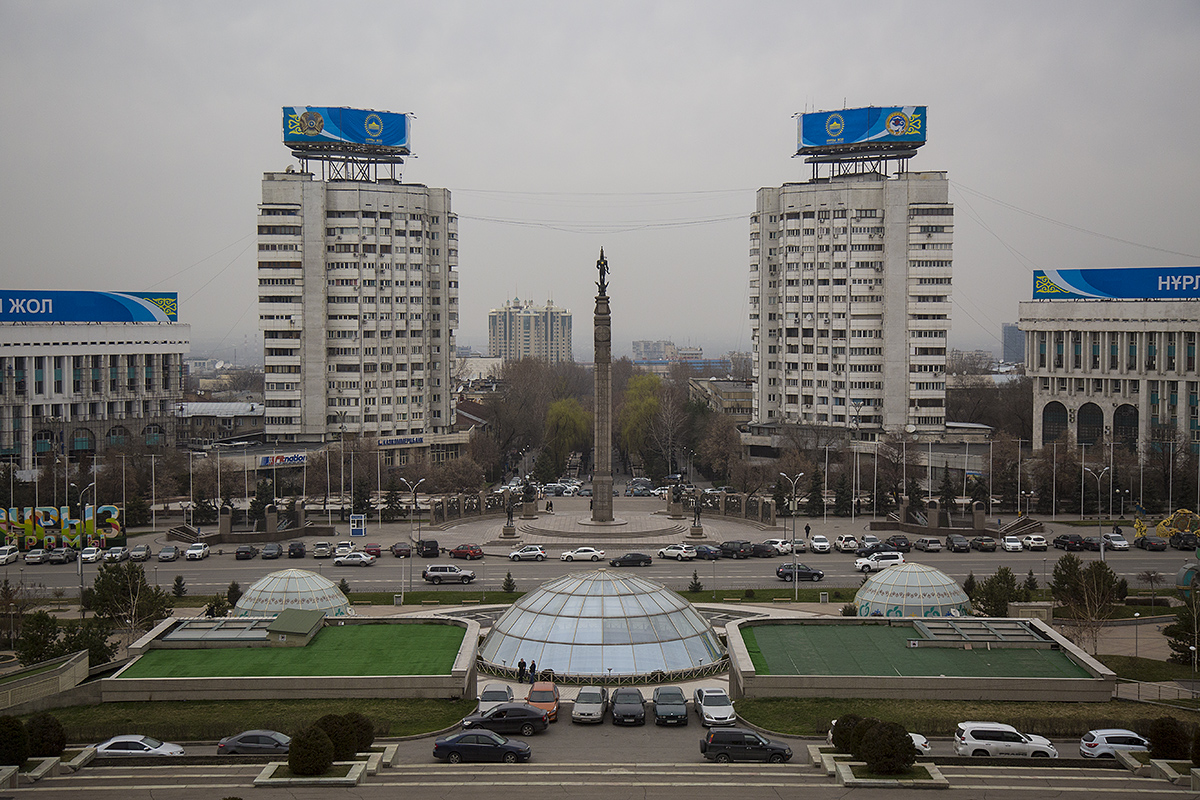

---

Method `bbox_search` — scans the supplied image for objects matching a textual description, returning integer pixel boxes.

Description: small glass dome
[232,568,354,617]
[479,570,724,680]
[856,562,970,618]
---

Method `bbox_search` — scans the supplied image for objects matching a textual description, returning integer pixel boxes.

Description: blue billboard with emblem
[283,106,410,153]
[1033,267,1200,300]
[0,291,178,322]
[799,106,926,153]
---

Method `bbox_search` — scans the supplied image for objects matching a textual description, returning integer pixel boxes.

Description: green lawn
[118,623,464,678]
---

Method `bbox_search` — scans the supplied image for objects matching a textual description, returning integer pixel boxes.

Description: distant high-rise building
[632,340,677,361]
[488,298,572,364]
[1002,322,1024,364]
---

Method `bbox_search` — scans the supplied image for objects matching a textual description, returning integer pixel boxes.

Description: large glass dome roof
[232,568,354,617]
[479,570,725,680]
[855,562,970,618]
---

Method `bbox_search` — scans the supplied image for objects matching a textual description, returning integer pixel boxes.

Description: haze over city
[2,1,1198,363]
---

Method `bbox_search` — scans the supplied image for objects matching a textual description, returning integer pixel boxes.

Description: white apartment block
[750,171,952,440]
[487,298,572,364]
[632,340,676,361]
[1020,299,1200,453]
[257,172,461,462]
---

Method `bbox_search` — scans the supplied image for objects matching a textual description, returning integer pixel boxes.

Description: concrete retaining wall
[0,651,89,712]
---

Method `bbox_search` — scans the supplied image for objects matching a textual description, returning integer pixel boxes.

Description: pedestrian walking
[528,660,537,684]
[804,523,811,538]
[516,658,526,682]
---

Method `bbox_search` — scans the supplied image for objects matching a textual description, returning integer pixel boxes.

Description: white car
[94,734,185,757]
[761,539,792,555]
[185,542,210,560]
[809,535,831,553]
[854,552,905,572]
[828,720,931,755]
[80,546,103,563]
[561,547,605,562]
[1000,536,1023,552]
[1079,728,1148,758]
[335,541,355,557]
[509,545,547,562]
[1021,535,1048,551]
[834,534,858,553]
[693,687,736,727]
[477,683,514,715]
[1102,533,1130,551]
[334,552,376,567]
[657,544,696,561]
[0,545,18,565]
[954,721,1057,758]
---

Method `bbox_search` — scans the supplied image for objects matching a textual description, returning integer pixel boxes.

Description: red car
[363,543,382,557]
[450,543,484,560]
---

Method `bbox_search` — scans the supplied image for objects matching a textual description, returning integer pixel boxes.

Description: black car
[461,703,549,736]
[235,544,259,560]
[945,534,971,553]
[433,730,531,763]
[719,540,753,559]
[287,541,306,558]
[1082,536,1104,551]
[262,543,283,559]
[652,686,688,726]
[855,542,900,558]
[750,543,777,558]
[418,539,440,558]
[692,544,722,560]
[1053,533,1085,551]
[884,535,911,552]
[1136,535,1168,551]
[610,553,652,567]
[611,687,646,725]
[217,729,291,755]
[700,727,793,763]
[1170,532,1199,550]
[776,562,824,582]
[969,536,997,552]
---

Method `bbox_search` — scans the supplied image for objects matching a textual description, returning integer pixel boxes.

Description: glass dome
[479,570,725,680]
[232,568,354,617]
[855,562,970,618]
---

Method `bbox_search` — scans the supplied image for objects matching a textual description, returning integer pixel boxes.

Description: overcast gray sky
[3,1,1198,363]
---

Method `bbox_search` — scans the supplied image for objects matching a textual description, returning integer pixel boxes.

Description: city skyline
[2,1,1198,364]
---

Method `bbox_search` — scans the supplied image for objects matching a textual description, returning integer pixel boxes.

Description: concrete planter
[19,756,60,784]
[1114,749,1151,777]
[835,760,949,789]
[1149,758,1191,786]
[807,743,833,768]
[254,760,366,787]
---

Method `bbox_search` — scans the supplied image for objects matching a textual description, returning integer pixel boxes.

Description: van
[914,537,942,552]
[417,539,440,558]
[0,545,18,565]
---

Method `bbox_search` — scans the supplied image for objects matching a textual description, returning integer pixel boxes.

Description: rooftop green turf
[118,623,465,678]
[742,624,1091,679]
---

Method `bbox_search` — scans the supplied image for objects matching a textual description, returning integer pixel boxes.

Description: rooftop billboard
[0,291,178,323]
[283,106,410,153]
[798,106,926,153]
[1033,267,1200,300]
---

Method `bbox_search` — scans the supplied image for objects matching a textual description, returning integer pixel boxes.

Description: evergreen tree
[248,479,274,526]
[975,566,1019,617]
[123,494,151,528]
[833,474,853,517]
[688,570,703,593]
[383,478,404,522]
[938,470,958,513]
[172,574,187,598]
[905,477,926,512]
[352,478,372,516]
[226,580,243,607]
[962,571,977,599]
[501,572,517,593]
[1023,569,1039,595]
[805,468,825,517]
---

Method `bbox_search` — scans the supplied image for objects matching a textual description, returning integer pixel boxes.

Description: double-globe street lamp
[397,477,426,597]
[779,472,805,602]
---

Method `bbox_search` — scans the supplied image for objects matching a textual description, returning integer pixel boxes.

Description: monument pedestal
[501,525,518,538]
[688,525,705,539]
[667,502,685,520]
[521,501,537,520]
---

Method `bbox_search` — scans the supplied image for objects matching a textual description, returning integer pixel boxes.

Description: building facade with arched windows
[1020,298,1200,455]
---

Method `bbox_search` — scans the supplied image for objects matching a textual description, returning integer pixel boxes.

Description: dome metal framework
[232,568,354,618]
[855,562,970,618]
[478,570,726,683]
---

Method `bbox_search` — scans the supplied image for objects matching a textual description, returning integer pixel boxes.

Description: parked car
[185,542,209,560]
[945,534,971,553]
[390,542,411,558]
[610,687,647,726]
[47,547,77,564]
[610,552,652,567]
[913,537,942,552]
[953,721,1057,757]
[658,544,696,561]
[80,546,103,563]
[460,702,549,736]
[809,535,832,553]
[433,730,531,763]
[1079,728,1149,758]
[217,729,291,755]
[883,535,912,552]
[334,541,355,557]
[701,727,792,763]
[1053,533,1085,551]
[94,734,185,757]
[334,551,376,567]
[858,534,881,550]
[287,541,307,558]
[761,539,792,555]
[129,544,152,562]
[1170,532,1199,550]
[571,686,608,724]
[652,686,689,726]
[525,681,561,722]
[789,539,808,553]
[692,544,722,560]
[855,551,905,572]
[104,546,129,562]
[970,536,997,552]
[776,562,824,582]
[449,543,483,560]
[1102,532,1131,551]
[1082,536,1104,551]
[235,544,260,560]
[561,546,605,562]
[362,542,382,557]
[1136,535,1168,551]
[422,564,475,584]
[719,540,753,559]
[693,687,736,727]
[23,548,49,564]
[0,545,18,565]
[750,543,778,558]
[509,545,547,562]
[827,720,929,756]
[834,534,859,553]
[478,683,515,715]
[1021,534,1048,551]
[261,543,283,559]
[855,542,900,558]
[417,539,440,558]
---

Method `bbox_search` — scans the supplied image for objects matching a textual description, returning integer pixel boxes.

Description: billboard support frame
[294,154,405,183]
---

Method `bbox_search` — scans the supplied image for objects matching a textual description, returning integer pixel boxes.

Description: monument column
[592,249,614,522]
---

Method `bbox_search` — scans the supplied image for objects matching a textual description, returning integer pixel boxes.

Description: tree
[861,720,918,775]
[1139,569,1167,608]
[14,611,61,666]
[1147,716,1189,760]
[831,714,863,753]
[962,571,977,600]
[1164,586,1200,666]
[696,414,742,485]
[226,581,243,607]
[25,713,66,757]
[501,572,517,593]
[382,478,405,522]
[833,474,853,517]
[805,468,825,517]
[205,594,229,617]
[123,494,151,528]
[59,618,117,666]
[14,612,114,668]
[905,476,926,513]
[544,398,591,477]
[172,575,187,598]
[688,571,703,593]
[352,478,372,516]
[937,470,958,515]
[338,578,352,596]
[974,566,1020,617]
[0,716,29,766]
[1053,555,1120,653]
[90,561,173,635]
[1023,570,1039,595]
[288,725,334,776]
[248,479,274,527]
[1050,553,1084,605]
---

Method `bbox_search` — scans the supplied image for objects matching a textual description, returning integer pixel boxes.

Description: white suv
[761,539,792,555]
[508,545,547,562]
[1079,728,1148,758]
[658,544,696,561]
[854,551,905,572]
[954,721,1057,758]
[809,535,831,553]
[834,534,858,553]
[185,542,209,560]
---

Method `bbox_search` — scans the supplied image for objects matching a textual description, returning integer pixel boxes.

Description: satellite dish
[905,424,916,433]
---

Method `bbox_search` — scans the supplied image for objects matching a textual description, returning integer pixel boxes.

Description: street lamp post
[1134,612,1140,658]
[398,477,425,597]
[780,472,804,602]
[1084,466,1110,561]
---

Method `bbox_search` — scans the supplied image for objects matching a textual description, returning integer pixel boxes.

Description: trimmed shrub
[830,714,863,753]
[861,721,917,775]
[287,725,334,776]
[1148,716,1189,760]
[342,711,375,753]
[25,713,66,757]
[849,717,882,761]
[315,714,358,761]
[0,716,29,766]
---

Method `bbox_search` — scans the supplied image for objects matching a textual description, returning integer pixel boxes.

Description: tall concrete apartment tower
[258,108,460,463]
[488,298,573,364]
[750,107,950,441]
